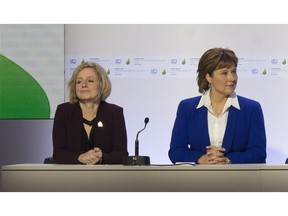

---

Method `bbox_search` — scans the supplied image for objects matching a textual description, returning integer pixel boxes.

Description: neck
[209,90,228,103]
[80,102,99,120]
[209,90,228,116]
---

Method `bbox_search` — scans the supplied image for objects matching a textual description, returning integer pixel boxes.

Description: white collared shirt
[196,89,240,147]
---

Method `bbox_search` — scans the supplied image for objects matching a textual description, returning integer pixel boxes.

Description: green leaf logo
[0,54,50,119]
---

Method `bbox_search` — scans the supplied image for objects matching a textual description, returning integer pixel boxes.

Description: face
[75,68,99,102]
[206,65,237,97]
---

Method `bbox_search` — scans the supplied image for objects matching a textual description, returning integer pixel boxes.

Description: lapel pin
[98,121,103,127]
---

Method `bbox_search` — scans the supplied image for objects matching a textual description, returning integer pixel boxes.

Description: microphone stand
[135,122,147,156]
[123,118,150,166]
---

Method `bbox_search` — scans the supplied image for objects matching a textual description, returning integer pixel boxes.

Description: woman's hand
[78,148,102,165]
[198,146,228,164]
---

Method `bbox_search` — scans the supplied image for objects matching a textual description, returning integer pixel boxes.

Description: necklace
[211,104,222,116]
[215,110,221,116]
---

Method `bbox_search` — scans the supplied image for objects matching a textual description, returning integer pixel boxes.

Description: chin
[224,89,235,96]
[226,86,236,91]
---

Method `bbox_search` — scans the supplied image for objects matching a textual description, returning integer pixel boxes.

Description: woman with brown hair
[169,48,266,164]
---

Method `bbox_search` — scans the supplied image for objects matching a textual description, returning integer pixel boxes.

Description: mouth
[226,82,237,87]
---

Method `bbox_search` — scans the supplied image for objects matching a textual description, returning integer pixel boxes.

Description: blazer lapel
[196,107,210,151]
[93,101,105,136]
[222,107,238,152]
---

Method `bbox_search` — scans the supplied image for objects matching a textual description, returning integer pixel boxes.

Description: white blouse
[196,89,240,147]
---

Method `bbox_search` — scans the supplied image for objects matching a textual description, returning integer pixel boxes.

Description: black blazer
[52,101,128,164]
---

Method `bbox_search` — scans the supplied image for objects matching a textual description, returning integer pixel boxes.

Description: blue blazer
[168,95,267,164]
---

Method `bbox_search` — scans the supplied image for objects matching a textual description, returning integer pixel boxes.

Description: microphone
[123,117,151,166]
[135,117,149,156]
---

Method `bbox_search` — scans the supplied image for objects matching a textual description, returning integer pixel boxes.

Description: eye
[76,80,83,85]
[88,79,95,83]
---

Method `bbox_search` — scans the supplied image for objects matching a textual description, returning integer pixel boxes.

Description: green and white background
[1,25,288,178]
[0,25,64,119]
[65,25,288,166]
[0,25,64,188]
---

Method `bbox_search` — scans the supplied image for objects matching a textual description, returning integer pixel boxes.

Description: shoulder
[237,95,261,108]
[179,96,202,107]
[237,95,263,114]
[55,102,81,117]
[98,101,125,121]
[56,102,79,111]
[100,101,124,112]
[175,96,202,115]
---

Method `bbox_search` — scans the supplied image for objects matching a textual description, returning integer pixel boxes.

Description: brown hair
[68,61,111,103]
[197,48,238,93]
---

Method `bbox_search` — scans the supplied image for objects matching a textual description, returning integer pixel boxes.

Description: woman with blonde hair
[53,61,128,164]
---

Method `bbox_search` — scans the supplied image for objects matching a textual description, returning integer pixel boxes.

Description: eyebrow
[219,67,237,71]
[76,76,97,80]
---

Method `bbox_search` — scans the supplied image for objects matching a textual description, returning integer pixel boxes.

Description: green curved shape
[0,54,50,119]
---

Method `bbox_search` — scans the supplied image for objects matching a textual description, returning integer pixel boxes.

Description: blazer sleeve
[100,106,128,164]
[52,104,84,164]
[168,99,205,164]
[226,101,267,163]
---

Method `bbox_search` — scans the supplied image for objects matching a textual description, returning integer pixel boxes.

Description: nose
[81,80,88,87]
[228,72,237,81]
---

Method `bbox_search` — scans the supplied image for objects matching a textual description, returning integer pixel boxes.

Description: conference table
[1,164,288,192]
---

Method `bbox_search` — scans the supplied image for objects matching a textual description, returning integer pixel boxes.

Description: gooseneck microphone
[135,117,149,156]
[122,117,151,166]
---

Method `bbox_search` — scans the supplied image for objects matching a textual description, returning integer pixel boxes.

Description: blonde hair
[68,61,111,104]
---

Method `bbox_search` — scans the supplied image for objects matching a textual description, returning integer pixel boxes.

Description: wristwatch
[226,157,231,164]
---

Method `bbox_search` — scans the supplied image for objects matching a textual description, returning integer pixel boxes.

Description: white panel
[65,24,288,164]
